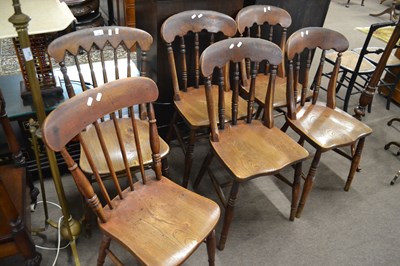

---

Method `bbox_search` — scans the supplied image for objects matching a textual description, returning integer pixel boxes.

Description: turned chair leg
[182,129,196,188]
[206,229,217,266]
[344,137,365,191]
[166,111,178,144]
[296,150,322,218]
[193,149,214,189]
[290,162,303,221]
[218,181,240,251]
[97,235,111,266]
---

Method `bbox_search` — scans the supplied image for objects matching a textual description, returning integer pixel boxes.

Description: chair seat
[326,50,376,73]
[174,86,249,128]
[99,176,220,266]
[242,74,312,108]
[210,120,309,180]
[287,102,373,151]
[80,118,169,174]
[353,47,400,67]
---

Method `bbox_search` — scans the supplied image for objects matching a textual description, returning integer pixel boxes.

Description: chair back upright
[42,77,161,222]
[47,26,153,119]
[285,27,349,120]
[236,5,291,79]
[161,10,238,101]
[200,37,282,142]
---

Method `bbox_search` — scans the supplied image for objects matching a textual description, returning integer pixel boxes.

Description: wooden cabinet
[100,0,135,27]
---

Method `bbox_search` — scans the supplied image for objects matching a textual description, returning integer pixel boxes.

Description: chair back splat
[235,5,295,109]
[285,27,349,120]
[161,10,237,100]
[42,77,220,265]
[201,37,282,141]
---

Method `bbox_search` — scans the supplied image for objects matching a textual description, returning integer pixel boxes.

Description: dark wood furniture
[284,27,373,218]
[42,77,220,265]
[194,37,309,250]
[161,10,247,188]
[100,0,136,27]
[370,0,399,21]
[62,0,105,30]
[0,167,41,266]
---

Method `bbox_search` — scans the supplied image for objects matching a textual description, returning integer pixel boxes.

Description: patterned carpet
[0,38,20,76]
[0,37,135,77]
[356,25,399,44]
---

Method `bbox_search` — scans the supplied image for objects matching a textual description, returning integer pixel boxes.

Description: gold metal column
[8,1,81,265]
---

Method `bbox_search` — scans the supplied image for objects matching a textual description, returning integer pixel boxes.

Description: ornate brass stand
[8,1,81,265]
[354,18,400,120]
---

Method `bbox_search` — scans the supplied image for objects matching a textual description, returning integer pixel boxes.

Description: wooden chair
[42,77,220,266]
[236,5,311,111]
[324,21,399,112]
[47,26,169,178]
[0,170,41,266]
[194,37,309,250]
[284,27,373,218]
[161,10,248,188]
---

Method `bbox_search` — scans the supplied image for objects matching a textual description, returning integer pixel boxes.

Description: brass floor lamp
[7,0,81,265]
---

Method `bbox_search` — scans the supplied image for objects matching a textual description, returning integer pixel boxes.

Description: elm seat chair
[236,5,311,111]
[195,37,309,250]
[47,26,169,177]
[42,77,220,266]
[161,10,249,188]
[284,27,373,218]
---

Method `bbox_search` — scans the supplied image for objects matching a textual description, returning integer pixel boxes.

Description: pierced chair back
[42,77,220,266]
[47,27,169,175]
[47,26,152,118]
[286,27,349,120]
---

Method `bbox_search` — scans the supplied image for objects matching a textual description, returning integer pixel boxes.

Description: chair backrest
[200,37,282,142]
[161,10,238,100]
[42,77,161,223]
[236,5,291,78]
[47,26,153,119]
[285,27,349,120]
